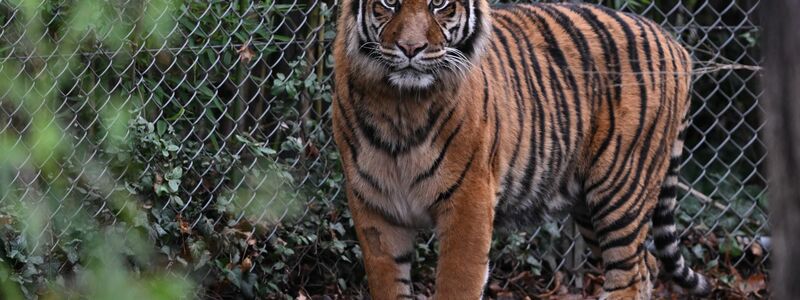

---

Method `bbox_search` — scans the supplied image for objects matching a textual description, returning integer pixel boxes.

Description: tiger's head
[341,0,491,91]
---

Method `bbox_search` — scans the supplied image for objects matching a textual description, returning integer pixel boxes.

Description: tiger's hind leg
[574,199,659,299]
[584,160,667,299]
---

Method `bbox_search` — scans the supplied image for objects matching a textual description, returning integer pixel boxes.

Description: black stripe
[652,213,675,228]
[454,1,483,59]
[481,67,490,121]
[358,168,386,194]
[605,259,636,273]
[359,0,370,43]
[596,203,645,243]
[586,134,622,203]
[652,208,675,227]
[658,184,677,201]
[429,105,457,144]
[335,97,361,154]
[412,120,464,186]
[352,189,408,227]
[382,111,407,138]
[350,0,359,17]
[485,51,501,167]
[659,250,682,271]
[603,274,641,292]
[598,206,650,251]
[673,267,700,288]
[349,79,445,156]
[604,244,645,271]
[653,232,677,249]
[432,151,477,206]
[394,251,414,264]
[488,94,501,165]
[396,278,412,285]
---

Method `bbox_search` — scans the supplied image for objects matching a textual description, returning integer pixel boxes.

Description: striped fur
[333,1,710,299]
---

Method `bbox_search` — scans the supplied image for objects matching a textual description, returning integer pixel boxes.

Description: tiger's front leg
[431,180,495,300]
[347,189,417,300]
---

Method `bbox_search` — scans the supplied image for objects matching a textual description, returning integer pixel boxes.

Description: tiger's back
[484,4,692,227]
[333,1,707,299]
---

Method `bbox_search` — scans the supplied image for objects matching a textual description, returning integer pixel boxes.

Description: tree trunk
[763,2,800,299]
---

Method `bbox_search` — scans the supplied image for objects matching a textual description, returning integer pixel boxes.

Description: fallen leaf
[554,294,588,300]
[508,271,530,284]
[177,214,191,234]
[750,242,763,257]
[496,291,515,300]
[488,281,503,293]
[237,39,255,64]
[240,256,253,272]
[305,142,320,158]
[738,273,766,296]
[537,271,563,298]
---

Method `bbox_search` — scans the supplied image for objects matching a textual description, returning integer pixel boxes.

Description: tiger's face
[346,0,490,90]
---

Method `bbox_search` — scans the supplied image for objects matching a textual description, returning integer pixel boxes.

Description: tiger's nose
[396,41,428,58]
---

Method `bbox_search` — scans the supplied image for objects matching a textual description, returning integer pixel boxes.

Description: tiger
[331,0,711,298]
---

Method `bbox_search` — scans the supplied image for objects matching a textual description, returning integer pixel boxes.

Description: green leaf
[168,180,180,193]
[157,121,167,136]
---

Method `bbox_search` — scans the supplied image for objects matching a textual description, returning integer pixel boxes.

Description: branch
[676,181,728,211]
[693,62,763,75]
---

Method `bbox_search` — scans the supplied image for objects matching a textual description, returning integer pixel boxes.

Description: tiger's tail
[651,120,712,296]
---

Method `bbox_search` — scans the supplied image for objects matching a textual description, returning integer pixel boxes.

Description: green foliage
[0,0,194,298]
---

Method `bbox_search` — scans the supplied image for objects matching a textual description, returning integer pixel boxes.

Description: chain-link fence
[0,0,765,298]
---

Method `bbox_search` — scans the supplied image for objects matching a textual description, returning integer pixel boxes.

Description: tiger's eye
[431,0,445,8]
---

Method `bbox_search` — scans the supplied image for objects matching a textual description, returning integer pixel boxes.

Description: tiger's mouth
[386,68,436,90]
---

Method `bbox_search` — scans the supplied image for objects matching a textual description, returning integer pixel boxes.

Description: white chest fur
[348,138,450,228]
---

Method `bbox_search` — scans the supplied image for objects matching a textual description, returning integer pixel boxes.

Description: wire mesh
[0,0,765,297]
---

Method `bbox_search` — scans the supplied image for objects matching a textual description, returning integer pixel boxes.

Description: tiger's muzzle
[379,6,447,90]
